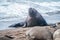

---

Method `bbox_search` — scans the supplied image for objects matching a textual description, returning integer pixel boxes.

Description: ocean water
[0,0,60,30]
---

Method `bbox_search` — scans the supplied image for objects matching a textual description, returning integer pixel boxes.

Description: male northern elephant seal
[23,8,47,27]
[26,27,53,40]
[9,8,47,27]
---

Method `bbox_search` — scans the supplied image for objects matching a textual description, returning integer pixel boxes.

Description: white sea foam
[0,1,60,21]
[0,1,60,17]
[29,1,60,12]
[0,2,30,21]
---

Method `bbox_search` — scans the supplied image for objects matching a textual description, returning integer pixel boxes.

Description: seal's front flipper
[9,22,24,28]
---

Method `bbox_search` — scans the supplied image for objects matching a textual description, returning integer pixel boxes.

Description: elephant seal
[26,27,53,40]
[9,8,47,28]
[53,29,60,40]
[24,8,47,27]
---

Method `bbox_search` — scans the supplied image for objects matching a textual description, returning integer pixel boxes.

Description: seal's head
[29,8,38,17]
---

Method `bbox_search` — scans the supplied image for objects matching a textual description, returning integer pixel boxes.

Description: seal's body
[26,27,53,40]
[9,8,47,27]
[53,29,60,40]
[24,8,47,27]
